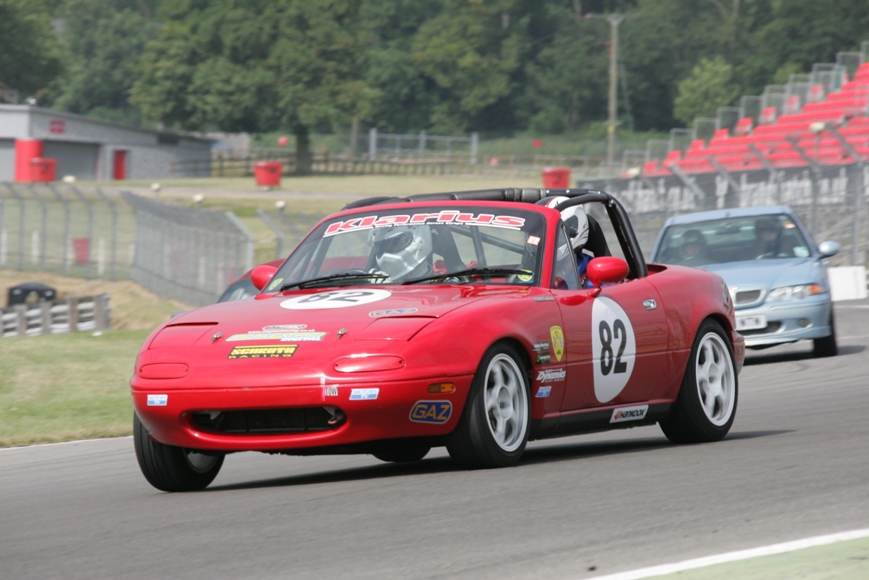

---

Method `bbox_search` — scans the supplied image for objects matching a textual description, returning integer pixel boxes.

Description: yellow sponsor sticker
[227,344,298,359]
[550,326,565,362]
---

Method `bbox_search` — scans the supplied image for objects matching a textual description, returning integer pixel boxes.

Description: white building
[0,105,213,182]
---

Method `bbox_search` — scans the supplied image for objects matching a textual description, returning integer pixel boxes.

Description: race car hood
[138,285,530,386]
[700,258,824,292]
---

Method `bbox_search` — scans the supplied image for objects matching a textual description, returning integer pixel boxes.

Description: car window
[656,214,811,266]
[271,205,548,287]
[551,226,580,290]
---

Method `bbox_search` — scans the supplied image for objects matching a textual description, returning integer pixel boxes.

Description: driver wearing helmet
[369,225,433,283]
[546,196,592,287]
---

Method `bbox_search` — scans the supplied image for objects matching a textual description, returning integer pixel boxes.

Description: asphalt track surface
[2,299,869,580]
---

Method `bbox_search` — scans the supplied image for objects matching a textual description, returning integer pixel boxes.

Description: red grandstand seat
[854,62,869,81]
[733,117,753,136]
[759,106,777,125]
[674,157,716,174]
[783,95,801,114]
[765,150,806,168]
[807,84,825,103]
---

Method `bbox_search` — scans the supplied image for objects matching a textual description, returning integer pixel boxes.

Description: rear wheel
[660,320,737,444]
[447,343,530,468]
[133,413,224,492]
[813,310,838,358]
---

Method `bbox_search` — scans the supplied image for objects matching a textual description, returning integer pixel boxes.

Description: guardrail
[0,294,111,337]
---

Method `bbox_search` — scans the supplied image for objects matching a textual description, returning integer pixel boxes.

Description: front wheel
[813,310,838,358]
[660,320,738,444]
[447,343,530,468]
[133,413,224,492]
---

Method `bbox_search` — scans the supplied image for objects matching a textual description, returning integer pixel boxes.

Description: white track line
[590,528,869,579]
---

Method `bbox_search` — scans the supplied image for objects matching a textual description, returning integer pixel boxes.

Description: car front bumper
[736,295,833,348]
[132,375,473,452]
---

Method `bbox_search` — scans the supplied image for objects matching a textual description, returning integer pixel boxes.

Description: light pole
[587,13,630,165]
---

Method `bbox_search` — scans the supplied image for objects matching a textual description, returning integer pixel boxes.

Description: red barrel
[15,139,44,181]
[30,157,57,182]
[542,167,571,188]
[254,161,283,187]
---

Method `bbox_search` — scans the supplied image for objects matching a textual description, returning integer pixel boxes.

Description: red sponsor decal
[324,211,526,237]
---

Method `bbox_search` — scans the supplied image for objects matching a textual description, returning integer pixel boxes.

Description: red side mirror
[586,256,629,287]
[250,265,278,291]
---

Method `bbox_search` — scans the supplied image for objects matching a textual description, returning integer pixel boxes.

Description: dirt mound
[1,270,189,331]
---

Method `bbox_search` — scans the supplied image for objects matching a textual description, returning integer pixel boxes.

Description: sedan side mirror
[817,240,840,259]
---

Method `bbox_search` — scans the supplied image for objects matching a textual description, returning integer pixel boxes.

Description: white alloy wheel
[483,353,529,452]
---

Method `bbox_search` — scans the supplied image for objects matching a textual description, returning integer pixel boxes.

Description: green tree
[673,56,741,126]
[131,0,373,175]
[361,0,441,133]
[411,0,526,134]
[0,0,62,103]
[51,0,154,124]
[523,3,607,133]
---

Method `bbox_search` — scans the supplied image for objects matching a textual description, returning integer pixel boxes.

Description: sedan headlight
[767,284,824,302]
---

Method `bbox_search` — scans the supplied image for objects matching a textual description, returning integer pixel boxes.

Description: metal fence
[580,163,868,268]
[122,192,255,306]
[0,183,134,280]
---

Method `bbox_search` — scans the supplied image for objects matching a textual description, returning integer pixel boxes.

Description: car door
[555,276,668,412]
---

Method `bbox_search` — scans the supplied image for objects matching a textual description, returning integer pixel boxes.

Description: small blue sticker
[349,388,379,400]
[535,386,552,398]
[147,394,168,406]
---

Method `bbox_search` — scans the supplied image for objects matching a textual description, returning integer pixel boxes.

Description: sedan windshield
[268,205,547,288]
[655,214,812,267]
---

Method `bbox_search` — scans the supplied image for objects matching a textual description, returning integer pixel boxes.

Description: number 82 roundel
[591,297,637,403]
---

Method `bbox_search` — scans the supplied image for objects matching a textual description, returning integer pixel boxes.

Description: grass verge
[0,329,148,447]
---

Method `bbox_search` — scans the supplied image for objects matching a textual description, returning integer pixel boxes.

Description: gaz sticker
[591,297,636,403]
[409,401,452,423]
[281,289,391,310]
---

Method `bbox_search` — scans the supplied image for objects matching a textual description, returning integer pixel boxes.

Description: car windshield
[267,204,547,288]
[655,214,812,267]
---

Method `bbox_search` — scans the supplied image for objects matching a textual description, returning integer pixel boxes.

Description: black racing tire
[372,444,431,463]
[133,413,224,492]
[446,343,530,469]
[813,310,838,358]
[660,319,738,444]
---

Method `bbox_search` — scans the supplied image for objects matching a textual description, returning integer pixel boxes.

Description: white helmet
[369,226,432,280]
[545,196,589,250]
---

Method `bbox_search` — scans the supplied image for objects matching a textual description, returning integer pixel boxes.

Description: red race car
[132,189,745,491]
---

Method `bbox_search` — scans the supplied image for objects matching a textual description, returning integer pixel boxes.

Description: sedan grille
[733,289,763,307]
[191,407,343,435]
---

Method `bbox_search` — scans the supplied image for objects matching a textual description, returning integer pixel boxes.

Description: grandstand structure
[580,42,869,272]
[640,51,869,177]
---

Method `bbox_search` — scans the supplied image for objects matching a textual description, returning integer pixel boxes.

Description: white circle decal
[591,297,636,403]
[280,289,391,310]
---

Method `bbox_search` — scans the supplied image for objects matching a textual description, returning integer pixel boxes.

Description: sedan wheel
[813,310,838,358]
[134,413,224,492]
[447,344,530,468]
[660,320,737,443]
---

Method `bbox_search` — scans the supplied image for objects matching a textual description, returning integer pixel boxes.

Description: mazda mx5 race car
[131,188,745,491]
